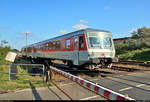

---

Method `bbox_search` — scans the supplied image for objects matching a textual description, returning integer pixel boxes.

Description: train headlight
[101,53,104,56]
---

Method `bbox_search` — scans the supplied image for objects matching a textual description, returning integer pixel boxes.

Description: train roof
[22,28,110,48]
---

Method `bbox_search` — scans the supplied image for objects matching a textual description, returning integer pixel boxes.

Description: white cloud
[59,29,68,34]
[80,19,88,23]
[72,24,89,30]
[104,6,111,10]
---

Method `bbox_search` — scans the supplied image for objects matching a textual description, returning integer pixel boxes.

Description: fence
[0,64,45,87]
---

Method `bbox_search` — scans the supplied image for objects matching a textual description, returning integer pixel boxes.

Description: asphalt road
[0,81,106,100]
[91,71,150,100]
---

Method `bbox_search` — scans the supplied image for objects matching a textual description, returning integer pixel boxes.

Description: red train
[21,28,115,69]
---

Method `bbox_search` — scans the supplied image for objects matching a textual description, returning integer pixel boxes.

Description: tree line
[126,26,150,49]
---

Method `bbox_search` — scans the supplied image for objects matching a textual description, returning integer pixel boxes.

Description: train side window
[41,45,43,50]
[79,36,84,49]
[46,43,49,49]
[57,40,60,50]
[44,44,46,50]
[40,45,42,50]
[42,45,44,50]
[66,39,71,49]
[38,45,40,50]
[53,41,56,49]
[49,42,52,49]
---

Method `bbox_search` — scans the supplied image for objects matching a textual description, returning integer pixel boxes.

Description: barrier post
[42,65,45,83]
[50,68,55,80]
[9,65,10,80]
[49,68,52,80]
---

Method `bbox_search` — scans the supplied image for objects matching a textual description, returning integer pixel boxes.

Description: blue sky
[0,0,150,50]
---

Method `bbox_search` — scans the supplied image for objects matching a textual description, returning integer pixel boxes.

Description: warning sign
[5,52,17,62]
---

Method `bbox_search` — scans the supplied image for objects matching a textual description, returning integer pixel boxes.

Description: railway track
[113,60,150,67]
[49,62,150,100]
[46,60,150,100]
[50,61,142,80]
[111,66,140,72]
[48,60,150,88]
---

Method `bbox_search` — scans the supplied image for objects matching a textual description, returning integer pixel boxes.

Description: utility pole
[22,31,31,55]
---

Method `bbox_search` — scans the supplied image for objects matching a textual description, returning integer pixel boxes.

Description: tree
[131,30,138,38]
[0,40,8,47]
[131,27,150,47]
[131,27,150,38]
[11,49,19,52]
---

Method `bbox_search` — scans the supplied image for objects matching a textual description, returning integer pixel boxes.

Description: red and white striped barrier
[50,66,134,100]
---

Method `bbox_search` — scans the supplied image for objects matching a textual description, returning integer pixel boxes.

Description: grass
[0,47,10,64]
[0,80,51,91]
[0,72,52,92]
[116,48,150,62]
[0,59,52,92]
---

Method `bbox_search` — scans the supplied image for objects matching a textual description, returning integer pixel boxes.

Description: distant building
[113,37,131,45]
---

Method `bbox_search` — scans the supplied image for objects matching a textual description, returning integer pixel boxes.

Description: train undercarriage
[23,56,113,70]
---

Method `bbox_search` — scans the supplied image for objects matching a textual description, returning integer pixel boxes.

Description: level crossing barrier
[49,66,135,100]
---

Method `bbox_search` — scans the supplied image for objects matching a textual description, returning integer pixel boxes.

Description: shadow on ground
[29,81,42,100]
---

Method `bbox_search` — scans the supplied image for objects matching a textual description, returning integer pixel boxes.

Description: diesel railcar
[21,28,115,68]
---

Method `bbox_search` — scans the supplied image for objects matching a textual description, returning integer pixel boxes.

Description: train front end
[86,31,115,68]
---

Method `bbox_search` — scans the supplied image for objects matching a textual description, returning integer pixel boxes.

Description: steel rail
[111,66,140,72]
[51,80,73,100]
[44,61,73,100]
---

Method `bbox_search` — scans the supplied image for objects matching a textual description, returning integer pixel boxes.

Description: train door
[73,36,79,65]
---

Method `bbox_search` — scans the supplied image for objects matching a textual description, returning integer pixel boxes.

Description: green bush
[0,47,10,64]
[115,43,150,61]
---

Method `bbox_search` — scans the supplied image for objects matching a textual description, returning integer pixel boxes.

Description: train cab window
[66,39,71,49]
[79,36,84,49]
[89,36,102,48]
[103,37,112,49]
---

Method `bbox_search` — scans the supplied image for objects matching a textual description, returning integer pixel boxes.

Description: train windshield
[103,37,112,49]
[89,37,102,48]
[88,33,112,49]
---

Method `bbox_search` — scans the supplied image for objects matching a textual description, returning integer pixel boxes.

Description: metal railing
[0,64,45,82]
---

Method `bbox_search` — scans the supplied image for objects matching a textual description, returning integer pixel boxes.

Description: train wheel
[67,61,73,68]
[107,63,112,68]
[101,60,106,68]
[89,65,95,70]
